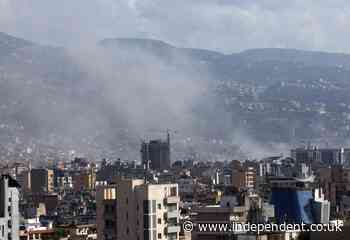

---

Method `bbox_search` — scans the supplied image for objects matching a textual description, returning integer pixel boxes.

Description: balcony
[166,225,180,234]
[165,210,178,219]
[165,196,180,204]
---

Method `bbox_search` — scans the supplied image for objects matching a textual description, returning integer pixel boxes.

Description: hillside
[1,32,350,161]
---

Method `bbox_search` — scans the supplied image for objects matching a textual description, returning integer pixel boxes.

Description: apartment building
[72,170,96,192]
[0,175,20,240]
[97,179,180,240]
[232,161,257,190]
[141,132,171,171]
[291,147,350,166]
[96,184,117,240]
[30,169,54,194]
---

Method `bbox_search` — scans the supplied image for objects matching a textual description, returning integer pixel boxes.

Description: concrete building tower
[141,132,171,171]
[0,175,20,240]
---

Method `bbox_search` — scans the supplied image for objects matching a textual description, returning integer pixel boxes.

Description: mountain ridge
[2,32,350,161]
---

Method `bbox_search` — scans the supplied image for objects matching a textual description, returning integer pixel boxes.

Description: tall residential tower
[141,132,171,171]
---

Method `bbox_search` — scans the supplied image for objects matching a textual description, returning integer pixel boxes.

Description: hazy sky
[1,0,350,53]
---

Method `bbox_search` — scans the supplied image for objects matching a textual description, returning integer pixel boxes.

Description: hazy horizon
[1,1,350,162]
[1,1,350,53]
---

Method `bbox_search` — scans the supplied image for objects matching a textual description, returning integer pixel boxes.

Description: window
[170,187,177,196]
[158,233,162,239]
[143,200,150,214]
[152,215,157,228]
[168,204,177,212]
[158,218,161,224]
[144,230,150,240]
[157,204,161,210]
[168,233,177,240]
[152,200,157,213]
[144,215,150,228]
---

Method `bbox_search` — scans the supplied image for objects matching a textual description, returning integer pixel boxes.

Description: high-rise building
[291,147,350,166]
[96,184,117,240]
[30,169,54,194]
[141,132,171,171]
[0,175,20,240]
[231,161,257,190]
[97,178,180,240]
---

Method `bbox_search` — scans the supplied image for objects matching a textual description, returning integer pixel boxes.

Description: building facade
[96,184,117,240]
[97,179,180,240]
[232,161,257,190]
[291,147,350,166]
[0,175,20,240]
[30,169,54,194]
[141,133,171,171]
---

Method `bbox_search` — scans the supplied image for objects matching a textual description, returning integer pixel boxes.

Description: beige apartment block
[97,179,180,240]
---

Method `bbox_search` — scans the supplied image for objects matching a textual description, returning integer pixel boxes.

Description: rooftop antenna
[167,129,170,145]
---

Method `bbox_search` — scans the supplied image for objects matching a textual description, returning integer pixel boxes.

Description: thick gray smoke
[2,0,323,161]
[67,45,202,136]
[0,35,292,162]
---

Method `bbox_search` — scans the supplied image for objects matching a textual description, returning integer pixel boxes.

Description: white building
[313,188,331,224]
[0,175,20,240]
